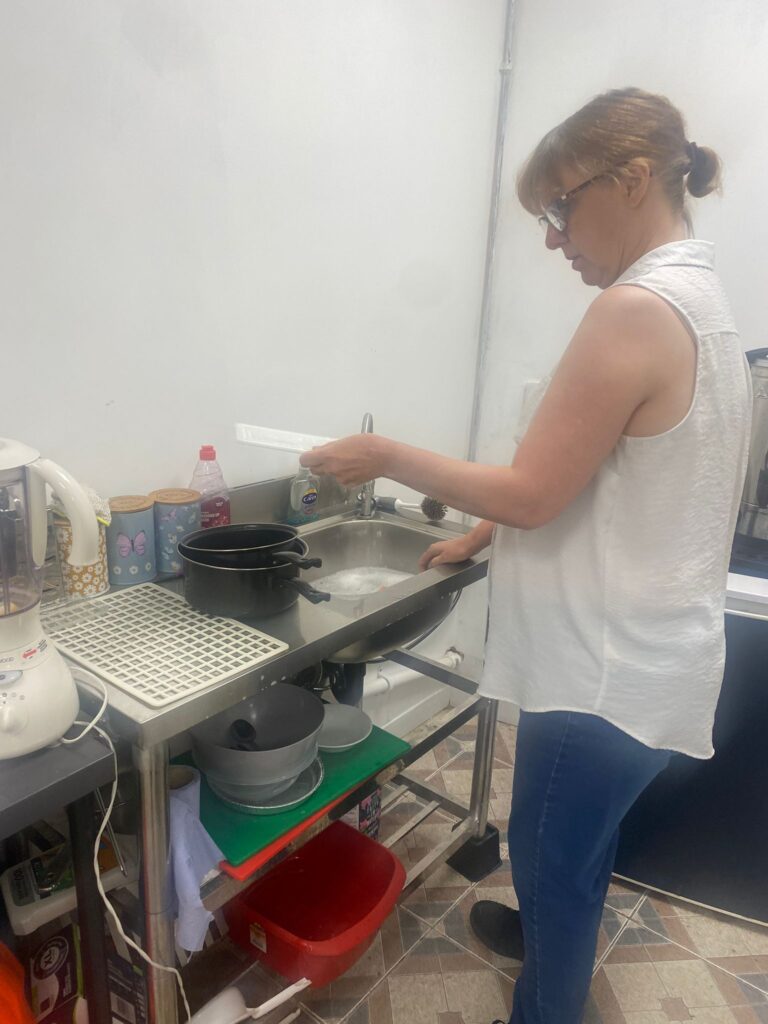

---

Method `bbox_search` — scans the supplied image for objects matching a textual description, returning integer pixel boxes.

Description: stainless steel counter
[83,511,489,749]
[60,507,490,1024]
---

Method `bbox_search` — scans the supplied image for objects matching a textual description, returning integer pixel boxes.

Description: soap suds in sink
[313,567,413,598]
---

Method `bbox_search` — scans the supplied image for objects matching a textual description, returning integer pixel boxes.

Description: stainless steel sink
[71,508,487,748]
[298,514,466,663]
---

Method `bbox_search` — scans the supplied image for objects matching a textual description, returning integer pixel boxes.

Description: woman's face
[542,165,636,289]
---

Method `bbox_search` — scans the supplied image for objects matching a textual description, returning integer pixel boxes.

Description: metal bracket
[386,648,482,695]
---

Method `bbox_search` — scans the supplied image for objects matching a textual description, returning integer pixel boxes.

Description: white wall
[450,0,768,688]
[2,1,505,497]
[6,2,765,722]
[475,0,768,466]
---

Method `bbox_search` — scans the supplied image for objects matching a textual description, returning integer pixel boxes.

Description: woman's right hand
[418,536,475,572]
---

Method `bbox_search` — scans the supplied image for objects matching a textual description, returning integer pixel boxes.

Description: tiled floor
[221,712,768,1024]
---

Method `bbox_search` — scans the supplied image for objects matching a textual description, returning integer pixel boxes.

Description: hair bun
[685,141,722,198]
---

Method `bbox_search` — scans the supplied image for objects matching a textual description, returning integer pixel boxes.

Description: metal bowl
[191,683,325,803]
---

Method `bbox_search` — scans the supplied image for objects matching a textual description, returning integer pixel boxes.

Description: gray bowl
[191,683,325,803]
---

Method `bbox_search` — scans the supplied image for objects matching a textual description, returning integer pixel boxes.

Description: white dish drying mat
[41,584,288,708]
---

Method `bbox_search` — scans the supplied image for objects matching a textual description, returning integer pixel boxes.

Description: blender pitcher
[0,439,98,759]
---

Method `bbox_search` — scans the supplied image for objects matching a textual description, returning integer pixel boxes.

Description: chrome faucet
[358,413,376,517]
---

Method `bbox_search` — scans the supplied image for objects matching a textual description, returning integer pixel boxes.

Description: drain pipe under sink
[364,648,464,698]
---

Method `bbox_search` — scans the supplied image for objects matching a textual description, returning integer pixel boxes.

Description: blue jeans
[508,710,673,1024]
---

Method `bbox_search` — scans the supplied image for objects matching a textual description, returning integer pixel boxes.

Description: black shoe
[469,900,525,960]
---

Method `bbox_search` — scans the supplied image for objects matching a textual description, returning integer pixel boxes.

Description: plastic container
[190,445,231,529]
[225,821,405,986]
[285,465,320,526]
[0,835,139,936]
[0,942,34,1024]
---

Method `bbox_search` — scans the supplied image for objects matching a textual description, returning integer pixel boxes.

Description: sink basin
[298,515,465,663]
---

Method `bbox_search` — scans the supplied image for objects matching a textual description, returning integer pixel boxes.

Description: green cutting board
[178,725,410,867]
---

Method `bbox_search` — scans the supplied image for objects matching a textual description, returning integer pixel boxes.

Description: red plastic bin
[225,821,405,986]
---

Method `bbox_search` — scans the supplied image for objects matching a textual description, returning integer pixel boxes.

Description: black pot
[183,524,304,568]
[179,536,331,618]
[180,535,320,572]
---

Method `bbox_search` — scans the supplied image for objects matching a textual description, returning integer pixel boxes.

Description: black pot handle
[272,549,323,570]
[281,577,332,604]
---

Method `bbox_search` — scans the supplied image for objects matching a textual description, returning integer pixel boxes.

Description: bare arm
[302,287,692,529]
[467,520,495,551]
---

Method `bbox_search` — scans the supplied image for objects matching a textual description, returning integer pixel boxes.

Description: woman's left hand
[300,434,393,487]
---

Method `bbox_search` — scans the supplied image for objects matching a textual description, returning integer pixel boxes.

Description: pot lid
[0,438,40,472]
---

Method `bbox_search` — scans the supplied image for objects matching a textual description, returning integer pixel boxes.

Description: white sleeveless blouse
[480,241,752,758]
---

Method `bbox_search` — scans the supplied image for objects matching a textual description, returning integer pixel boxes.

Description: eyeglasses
[538,169,614,233]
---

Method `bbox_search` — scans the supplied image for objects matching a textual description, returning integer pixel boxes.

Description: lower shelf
[179,724,410,873]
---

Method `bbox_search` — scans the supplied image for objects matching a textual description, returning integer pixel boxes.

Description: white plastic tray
[42,584,288,708]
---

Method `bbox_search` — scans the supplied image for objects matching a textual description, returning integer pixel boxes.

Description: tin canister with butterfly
[148,488,201,575]
[106,496,157,585]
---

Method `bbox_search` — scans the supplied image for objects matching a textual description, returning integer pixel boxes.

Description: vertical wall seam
[466,0,519,472]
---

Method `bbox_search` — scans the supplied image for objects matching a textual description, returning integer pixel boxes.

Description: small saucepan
[179,535,330,618]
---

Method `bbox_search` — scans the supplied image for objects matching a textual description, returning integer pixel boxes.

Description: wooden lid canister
[109,495,154,513]
[148,489,201,505]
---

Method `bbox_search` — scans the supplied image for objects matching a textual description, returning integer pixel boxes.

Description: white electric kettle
[0,438,98,759]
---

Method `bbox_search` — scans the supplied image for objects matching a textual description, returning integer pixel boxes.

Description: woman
[301,88,752,1024]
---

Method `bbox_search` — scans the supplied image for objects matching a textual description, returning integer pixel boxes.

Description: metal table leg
[384,649,502,881]
[135,743,178,1024]
[468,697,498,835]
[68,793,112,1024]
[442,696,501,881]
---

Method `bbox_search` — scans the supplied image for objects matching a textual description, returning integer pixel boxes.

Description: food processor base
[0,649,80,760]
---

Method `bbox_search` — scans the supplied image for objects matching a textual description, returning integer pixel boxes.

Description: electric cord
[54,669,193,1021]
[57,670,108,746]
[88,721,193,1022]
[56,669,307,1024]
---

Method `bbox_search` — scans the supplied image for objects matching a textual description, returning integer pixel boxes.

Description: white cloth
[168,767,224,952]
[480,240,752,759]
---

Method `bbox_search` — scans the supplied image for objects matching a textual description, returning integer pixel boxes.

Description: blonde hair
[517,87,722,215]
